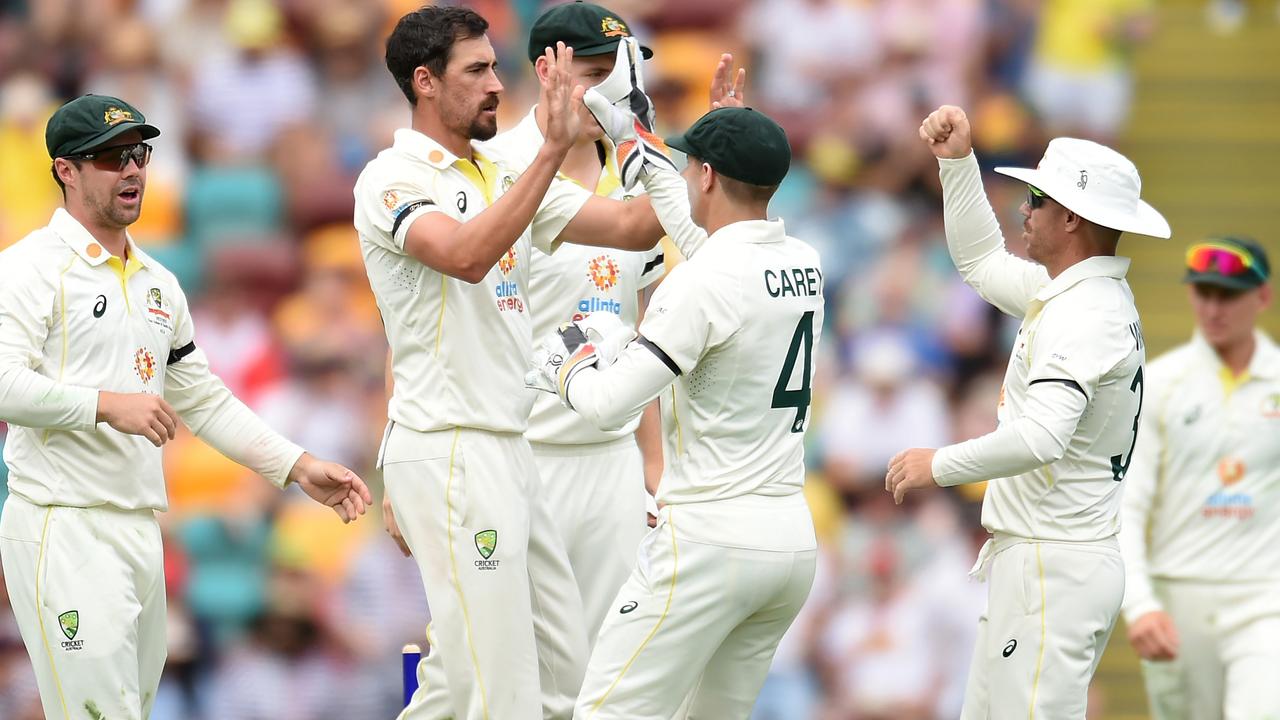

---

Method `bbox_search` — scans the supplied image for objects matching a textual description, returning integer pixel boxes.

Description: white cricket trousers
[531,437,649,650]
[961,535,1124,720]
[1140,578,1280,720]
[383,425,587,720]
[0,493,166,720]
[574,498,817,720]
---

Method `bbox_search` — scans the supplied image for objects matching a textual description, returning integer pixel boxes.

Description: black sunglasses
[1027,185,1050,209]
[71,142,153,172]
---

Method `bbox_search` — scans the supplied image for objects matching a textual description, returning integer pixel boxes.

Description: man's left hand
[885,448,939,504]
[709,53,746,110]
[289,453,374,523]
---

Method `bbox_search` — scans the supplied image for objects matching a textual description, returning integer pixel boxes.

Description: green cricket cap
[527,1,652,63]
[1184,236,1271,290]
[667,107,791,187]
[46,94,160,159]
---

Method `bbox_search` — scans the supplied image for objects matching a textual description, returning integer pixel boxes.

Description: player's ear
[415,65,439,100]
[1258,282,1273,310]
[534,56,551,83]
[53,158,77,188]
[700,163,715,194]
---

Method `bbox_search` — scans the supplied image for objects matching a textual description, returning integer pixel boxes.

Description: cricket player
[886,105,1171,719]
[484,2,665,649]
[530,101,822,718]
[0,94,372,720]
[356,8,682,719]
[1120,237,1280,719]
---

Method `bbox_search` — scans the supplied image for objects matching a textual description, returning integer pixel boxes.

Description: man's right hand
[96,391,179,447]
[383,495,412,557]
[918,105,973,160]
[1127,610,1180,661]
[540,41,585,155]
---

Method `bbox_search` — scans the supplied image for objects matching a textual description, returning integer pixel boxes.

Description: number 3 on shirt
[1111,366,1144,481]
[772,311,815,433]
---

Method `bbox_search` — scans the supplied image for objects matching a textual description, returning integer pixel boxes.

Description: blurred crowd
[0,0,1159,717]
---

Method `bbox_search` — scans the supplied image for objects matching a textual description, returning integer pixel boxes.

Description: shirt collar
[1034,255,1131,302]
[393,128,476,171]
[49,207,147,268]
[706,218,787,245]
[1191,329,1280,380]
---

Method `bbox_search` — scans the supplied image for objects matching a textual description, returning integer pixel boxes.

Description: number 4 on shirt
[772,311,815,433]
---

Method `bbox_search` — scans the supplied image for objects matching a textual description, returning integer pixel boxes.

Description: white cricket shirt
[485,109,664,444]
[0,209,303,510]
[354,128,592,434]
[930,154,1145,543]
[1120,331,1280,622]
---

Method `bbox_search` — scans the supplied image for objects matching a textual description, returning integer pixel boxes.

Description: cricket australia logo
[600,16,630,37]
[59,610,84,651]
[474,530,499,570]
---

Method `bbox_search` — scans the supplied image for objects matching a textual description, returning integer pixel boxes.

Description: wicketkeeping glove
[525,314,637,409]
[583,38,676,189]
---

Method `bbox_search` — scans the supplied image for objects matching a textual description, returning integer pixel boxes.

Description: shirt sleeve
[357,164,445,253]
[163,283,304,488]
[938,153,1048,318]
[1026,300,1126,400]
[0,252,99,431]
[634,261,738,375]
[533,176,593,255]
[639,164,708,259]
[1120,369,1171,623]
[565,341,679,432]
[932,379,1088,486]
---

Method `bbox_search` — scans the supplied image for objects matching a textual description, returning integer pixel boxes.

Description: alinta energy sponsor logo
[1262,392,1280,419]
[1204,456,1253,519]
[496,247,525,313]
[572,255,622,321]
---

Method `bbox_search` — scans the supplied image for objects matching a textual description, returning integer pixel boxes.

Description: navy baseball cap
[46,94,160,159]
[667,107,791,187]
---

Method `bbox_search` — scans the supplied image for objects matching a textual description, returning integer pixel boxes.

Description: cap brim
[1183,270,1265,290]
[665,135,695,156]
[65,121,161,156]
[994,166,1172,239]
[572,40,653,59]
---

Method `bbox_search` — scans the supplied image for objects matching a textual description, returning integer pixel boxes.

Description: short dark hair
[385,6,489,106]
[718,174,778,206]
[50,158,81,198]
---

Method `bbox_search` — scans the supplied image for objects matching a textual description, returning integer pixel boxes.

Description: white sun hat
[995,138,1171,239]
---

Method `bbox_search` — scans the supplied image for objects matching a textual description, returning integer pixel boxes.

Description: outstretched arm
[921,106,1047,318]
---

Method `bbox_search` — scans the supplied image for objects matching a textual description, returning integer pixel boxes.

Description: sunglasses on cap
[1027,185,1050,210]
[1185,242,1267,279]
[69,142,153,172]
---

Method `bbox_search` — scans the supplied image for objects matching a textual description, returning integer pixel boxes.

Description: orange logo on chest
[1218,457,1246,486]
[587,255,619,291]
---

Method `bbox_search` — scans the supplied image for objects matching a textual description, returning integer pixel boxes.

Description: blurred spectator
[204,565,365,719]
[818,534,937,719]
[821,333,949,491]
[1023,0,1155,143]
[0,72,59,248]
[187,0,317,163]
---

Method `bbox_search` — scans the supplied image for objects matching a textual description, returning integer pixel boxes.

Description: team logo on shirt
[474,530,500,570]
[600,16,630,37]
[1262,393,1280,418]
[1218,457,1246,486]
[58,610,83,651]
[146,287,173,333]
[103,107,134,126]
[502,174,515,193]
[587,255,619,291]
[134,347,157,383]
[381,189,400,211]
